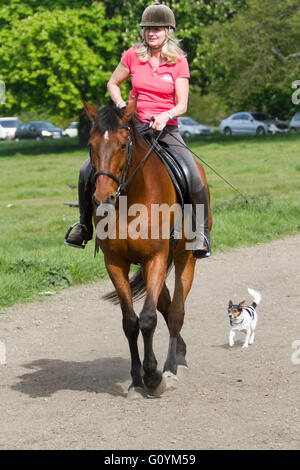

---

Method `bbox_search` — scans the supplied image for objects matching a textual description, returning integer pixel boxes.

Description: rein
[117,129,163,196]
[165,131,249,204]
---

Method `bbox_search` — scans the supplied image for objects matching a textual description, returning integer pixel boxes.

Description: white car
[0,124,5,140]
[63,122,78,137]
[178,117,214,138]
[219,112,289,136]
[0,117,22,139]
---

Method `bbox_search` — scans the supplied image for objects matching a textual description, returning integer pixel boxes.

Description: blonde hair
[136,27,186,65]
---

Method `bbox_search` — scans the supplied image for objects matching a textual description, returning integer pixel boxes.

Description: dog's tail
[248,288,262,308]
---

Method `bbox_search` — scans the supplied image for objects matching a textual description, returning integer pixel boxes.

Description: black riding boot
[190,185,211,259]
[64,161,94,249]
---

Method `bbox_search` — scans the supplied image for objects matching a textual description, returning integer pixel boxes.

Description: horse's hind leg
[158,283,188,368]
[163,252,196,376]
[105,260,144,396]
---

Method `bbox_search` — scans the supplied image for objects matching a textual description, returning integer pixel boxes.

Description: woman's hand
[116,99,127,109]
[149,112,170,131]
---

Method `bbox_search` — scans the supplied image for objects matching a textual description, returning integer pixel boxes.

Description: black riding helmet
[140,2,176,30]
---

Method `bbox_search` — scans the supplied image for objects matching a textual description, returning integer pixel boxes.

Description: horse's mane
[92,105,144,146]
[93,105,124,134]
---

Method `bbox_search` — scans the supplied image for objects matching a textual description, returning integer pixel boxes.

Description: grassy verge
[0,133,299,308]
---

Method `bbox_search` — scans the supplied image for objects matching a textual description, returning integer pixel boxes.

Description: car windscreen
[32,122,57,130]
[180,118,198,125]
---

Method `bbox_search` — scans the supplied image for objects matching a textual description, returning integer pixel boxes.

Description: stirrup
[64,222,88,249]
[192,233,211,259]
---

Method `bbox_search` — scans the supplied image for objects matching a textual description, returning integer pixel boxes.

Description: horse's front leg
[140,255,167,397]
[105,258,144,397]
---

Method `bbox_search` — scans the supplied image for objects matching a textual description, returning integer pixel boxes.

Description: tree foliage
[0,1,122,116]
[0,0,244,118]
[200,0,300,118]
[102,0,246,87]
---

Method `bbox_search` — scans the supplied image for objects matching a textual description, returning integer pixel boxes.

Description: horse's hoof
[144,374,167,398]
[163,371,179,390]
[127,386,148,400]
[177,365,189,380]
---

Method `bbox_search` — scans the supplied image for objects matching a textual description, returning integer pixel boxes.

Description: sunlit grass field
[0,133,299,308]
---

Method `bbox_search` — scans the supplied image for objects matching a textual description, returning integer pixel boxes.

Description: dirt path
[0,235,300,450]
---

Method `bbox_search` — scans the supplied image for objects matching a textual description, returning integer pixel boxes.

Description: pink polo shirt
[121,46,190,126]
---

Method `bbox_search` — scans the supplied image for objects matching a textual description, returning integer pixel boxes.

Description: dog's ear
[228,300,233,308]
[238,300,246,310]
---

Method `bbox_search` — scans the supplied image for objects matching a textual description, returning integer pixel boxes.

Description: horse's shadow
[12,357,131,398]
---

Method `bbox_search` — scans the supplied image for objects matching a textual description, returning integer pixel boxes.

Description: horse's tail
[102,259,174,305]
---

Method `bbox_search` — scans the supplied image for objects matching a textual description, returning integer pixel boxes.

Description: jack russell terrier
[228,288,261,348]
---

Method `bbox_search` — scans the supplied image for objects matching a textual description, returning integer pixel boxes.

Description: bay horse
[85,97,212,398]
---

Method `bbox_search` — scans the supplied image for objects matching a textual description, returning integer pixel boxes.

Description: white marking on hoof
[177,365,189,380]
[144,374,167,398]
[163,371,179,391]
[127,387,148,400]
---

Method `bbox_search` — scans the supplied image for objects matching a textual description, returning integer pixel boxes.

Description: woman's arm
[107,62,130,108]
[150,77,189,131]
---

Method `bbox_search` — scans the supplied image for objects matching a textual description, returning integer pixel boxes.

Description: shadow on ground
[12,357,131,398]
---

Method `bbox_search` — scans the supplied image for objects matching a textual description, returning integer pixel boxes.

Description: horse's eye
[120,143,127,152]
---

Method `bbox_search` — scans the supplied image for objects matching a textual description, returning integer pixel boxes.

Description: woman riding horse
[65,2,211,259]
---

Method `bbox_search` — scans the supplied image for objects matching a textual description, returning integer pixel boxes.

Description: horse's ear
[123,94,138,121]
[82,100,98,122]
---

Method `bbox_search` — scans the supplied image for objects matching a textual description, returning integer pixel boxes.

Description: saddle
[144,134,193,207]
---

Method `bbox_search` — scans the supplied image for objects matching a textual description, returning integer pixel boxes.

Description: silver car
[178,117,214,138]
[289,112,300,132]
[219,112,289,136]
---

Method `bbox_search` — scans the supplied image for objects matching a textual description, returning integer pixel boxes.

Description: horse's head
[84,97,137,207]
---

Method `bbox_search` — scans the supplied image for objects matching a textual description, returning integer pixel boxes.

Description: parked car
[15,121,64,140]
[178,117,214,138]
[0,124,5,140]
[289,112,300,132]
[63,121,79,137]
[0,117,22,139]
[219,112,289,136]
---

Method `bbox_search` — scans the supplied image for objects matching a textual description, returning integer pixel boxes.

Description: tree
[0,0,245,144]
[0,1,245,112]
[101,0,246,88]
[0,1,122,117]
[199,0,300,118]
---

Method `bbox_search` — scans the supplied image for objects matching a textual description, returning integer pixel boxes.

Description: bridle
[91,124,133,198]
[91,123,163,199]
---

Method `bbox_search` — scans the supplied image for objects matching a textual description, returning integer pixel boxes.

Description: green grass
[0,133,299,308]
